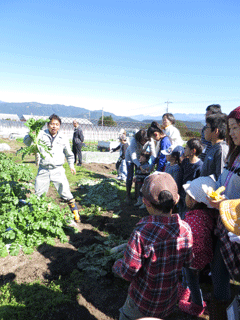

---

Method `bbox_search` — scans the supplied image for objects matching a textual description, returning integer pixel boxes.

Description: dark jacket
[72,126,84,146]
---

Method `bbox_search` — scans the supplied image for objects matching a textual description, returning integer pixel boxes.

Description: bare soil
[0,147,237,320]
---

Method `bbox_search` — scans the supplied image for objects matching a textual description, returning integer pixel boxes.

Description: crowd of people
[112,105,240,320]
[24,105,240,320]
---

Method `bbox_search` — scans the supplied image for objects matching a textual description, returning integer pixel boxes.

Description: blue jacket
[155,136,171,171]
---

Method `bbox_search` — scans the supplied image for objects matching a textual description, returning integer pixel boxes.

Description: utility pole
[164,100,172,113]
[102,108,103,127]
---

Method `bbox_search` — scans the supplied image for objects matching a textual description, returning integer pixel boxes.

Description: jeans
[119,295,146,320]
[126,162,135,187]
[185,268,203,306]
[118,159,127,180]
[211,238,231,301]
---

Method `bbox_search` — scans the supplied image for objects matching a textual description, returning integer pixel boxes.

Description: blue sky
[0,0,239,117]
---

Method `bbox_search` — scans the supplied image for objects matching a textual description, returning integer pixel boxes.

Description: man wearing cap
[113,172,193,320]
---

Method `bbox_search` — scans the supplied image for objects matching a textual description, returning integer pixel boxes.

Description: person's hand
[71,168,76,175]
[228,232,240,244]
[206,196,225,210]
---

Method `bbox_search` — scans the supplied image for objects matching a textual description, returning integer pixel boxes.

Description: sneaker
[134,197,142,206]
[179,300,207,316]
[139,203,146,209]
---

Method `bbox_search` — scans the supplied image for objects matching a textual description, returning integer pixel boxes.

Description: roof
[20,115,92,125]
[0,113,20,120]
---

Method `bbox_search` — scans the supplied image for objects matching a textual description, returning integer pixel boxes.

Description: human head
[161,145,184,165]
[135,129,149,145]
[73,120,78,128]
[139,151,151,164]
[162,113,176,126]
[48,114,61,136]
[183,176,216,209]
[147,122,165,141]
[142,172,179,214]
[205,104,222,119]
[184,138,203,157]
[205,113,228,141]
[119,133,127,142]
[226,106,240,168]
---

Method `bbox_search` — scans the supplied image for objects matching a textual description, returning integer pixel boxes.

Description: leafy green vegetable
[77,234,126,279]
[17,118,52,159]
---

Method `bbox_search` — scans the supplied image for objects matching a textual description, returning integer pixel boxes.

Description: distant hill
[131,113,205,124]
[0,101,204,127]
[0,101,136,122]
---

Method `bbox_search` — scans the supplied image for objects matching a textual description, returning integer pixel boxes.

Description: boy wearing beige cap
[113,172,193,320]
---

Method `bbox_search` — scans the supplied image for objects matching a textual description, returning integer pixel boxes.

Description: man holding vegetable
[24,114,80,222]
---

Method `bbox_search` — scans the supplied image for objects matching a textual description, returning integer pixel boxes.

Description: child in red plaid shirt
[113,172,193,320]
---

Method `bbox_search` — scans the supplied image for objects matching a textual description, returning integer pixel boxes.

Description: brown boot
[208,298,231,320]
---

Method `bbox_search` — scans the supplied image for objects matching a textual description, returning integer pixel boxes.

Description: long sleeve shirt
[125,138,143,167]
[200,141,229,180]
[113,214,193,318]
[155,136,171,171]
[24,129,74,169]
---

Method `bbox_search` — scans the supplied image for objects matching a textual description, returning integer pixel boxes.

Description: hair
[186,193,208,210]
[147,121,164,138]
[140,151,151,162]
[226,118,240,169]
[206,113,228,140]
[187,138,203,157]
[135,129,148,144]
[150,190,175,213]
[49,114,61,125]
[170,152,181,166]
[206,104,222,114]
[162,113,176,125]
[119,134,127,141]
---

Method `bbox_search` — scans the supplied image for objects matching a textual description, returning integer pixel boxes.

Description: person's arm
[183,231,194,268]
[111,144,120,153]
[112,231,142,281]
[63,137,75,173]
[78,128,84,142]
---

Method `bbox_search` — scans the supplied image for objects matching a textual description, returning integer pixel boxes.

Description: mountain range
[0,101,205,124]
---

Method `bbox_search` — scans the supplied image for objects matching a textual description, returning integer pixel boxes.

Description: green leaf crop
[17,118,52,159]
[0,154,72,257]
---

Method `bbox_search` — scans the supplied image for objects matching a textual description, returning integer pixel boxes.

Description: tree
[98,115,117,127]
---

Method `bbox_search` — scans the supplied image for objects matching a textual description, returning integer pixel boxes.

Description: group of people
[112,105,240,320]
[24,107,240,320]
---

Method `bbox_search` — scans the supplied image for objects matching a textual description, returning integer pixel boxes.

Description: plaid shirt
[216,217,240,280]
[113,214,193,318]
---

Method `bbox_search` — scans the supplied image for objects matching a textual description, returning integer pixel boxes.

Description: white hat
[183,176,216,208]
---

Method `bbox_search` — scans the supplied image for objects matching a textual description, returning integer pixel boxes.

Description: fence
[0,117,204,142]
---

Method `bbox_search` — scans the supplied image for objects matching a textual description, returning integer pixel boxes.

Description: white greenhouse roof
[0,113,20,120]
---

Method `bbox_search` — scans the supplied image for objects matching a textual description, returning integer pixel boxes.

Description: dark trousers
[72,144,82,164]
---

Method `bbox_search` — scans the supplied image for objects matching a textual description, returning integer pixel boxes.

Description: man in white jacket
[24,114,80,222]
